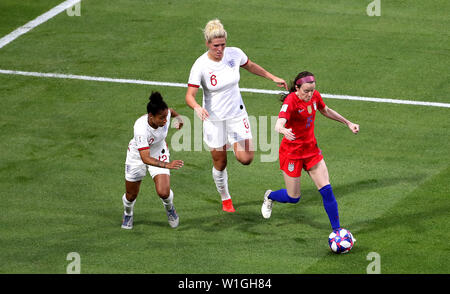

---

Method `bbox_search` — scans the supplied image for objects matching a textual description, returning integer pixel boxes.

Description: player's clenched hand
[173,116,184,130]
[347,122,359,134]
[194,106,209,121]
[167,160,184,170]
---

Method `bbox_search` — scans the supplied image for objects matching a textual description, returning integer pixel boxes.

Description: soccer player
[121,91,184,229]
[185,19,287,212]
[261,71,359,231]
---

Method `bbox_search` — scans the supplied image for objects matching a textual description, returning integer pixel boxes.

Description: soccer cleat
[166,207,179,228]
[121,214,133,229]
[222,198,235,212]
[261,190,273,219]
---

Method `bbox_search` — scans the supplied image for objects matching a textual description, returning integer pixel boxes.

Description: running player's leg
[204,120,234,212]
[147,148,179,228]
[233,139,254,165]
[210,147,235,212]
[229,114,254,165]
[261,155,302,219]
[123,180,140,217]
[122,163,147,229]
[308,159,340,230]
[270,157,302,202]
[153,174,172,209]
[153,174,179,228]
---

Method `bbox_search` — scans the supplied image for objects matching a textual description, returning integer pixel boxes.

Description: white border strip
[0,69,448,108]
[0,0,81,49]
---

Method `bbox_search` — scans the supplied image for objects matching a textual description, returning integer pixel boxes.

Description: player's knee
[157,190,170,199]
[155,186,170,199]
[213,160,227,171]
[237,152,254,165]
[239,156,253,165]
[126,192,138,201]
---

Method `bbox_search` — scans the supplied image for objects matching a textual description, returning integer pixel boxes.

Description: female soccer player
[121,91,184,229]
[185,19,287,212]
[261,71,359,231]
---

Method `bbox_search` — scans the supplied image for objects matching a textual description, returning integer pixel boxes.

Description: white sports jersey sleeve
[234,47,249,67]
[187,58,202,88]
[133,115,151,151]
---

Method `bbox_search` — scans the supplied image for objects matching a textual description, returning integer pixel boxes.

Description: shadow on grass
[107,173,427,236]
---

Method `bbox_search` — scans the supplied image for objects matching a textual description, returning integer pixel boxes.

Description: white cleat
[261,190,273,219]
[166,207,179,228]
[121,214,133,229]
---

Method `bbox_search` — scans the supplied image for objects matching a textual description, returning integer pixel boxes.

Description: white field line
[0,0,82,49]
[0,69,449,108]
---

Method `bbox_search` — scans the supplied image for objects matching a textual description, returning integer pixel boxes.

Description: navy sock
[319,184,340,230]
[268,189,300,203]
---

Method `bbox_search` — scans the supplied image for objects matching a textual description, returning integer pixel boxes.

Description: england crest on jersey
[288,162,295,172]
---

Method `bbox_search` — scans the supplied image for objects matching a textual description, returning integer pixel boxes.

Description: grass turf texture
[0,0,449,274]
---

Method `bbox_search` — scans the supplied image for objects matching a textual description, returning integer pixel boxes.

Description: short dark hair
[147,91,168,115]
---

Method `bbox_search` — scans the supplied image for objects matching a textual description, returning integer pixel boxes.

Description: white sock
[161,190,174,211]
[122,194,135,216]
[212,167,231,201]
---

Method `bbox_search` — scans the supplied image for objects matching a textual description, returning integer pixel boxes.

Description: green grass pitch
[0,0,449,274]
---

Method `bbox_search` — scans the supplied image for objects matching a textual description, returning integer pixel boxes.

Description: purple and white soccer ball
[328,228,355,254]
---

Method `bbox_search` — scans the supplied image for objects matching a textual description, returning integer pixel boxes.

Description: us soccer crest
[288,162,295,172]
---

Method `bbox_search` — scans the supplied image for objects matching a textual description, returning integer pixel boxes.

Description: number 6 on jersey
[210,75,217,86]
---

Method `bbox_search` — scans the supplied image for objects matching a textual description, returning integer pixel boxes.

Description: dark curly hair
[147,91,168,115]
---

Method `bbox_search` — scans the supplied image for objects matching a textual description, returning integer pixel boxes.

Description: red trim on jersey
[240,58,249,67]
[188,83,200,88]
[138,147,150,151]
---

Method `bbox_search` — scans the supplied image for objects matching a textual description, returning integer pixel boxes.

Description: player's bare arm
[139,149,184,170]
[319,106,360,134]
[242,60,288,90]
[185,86,209,120]
[274,117,296,141]
[169,108,184,130]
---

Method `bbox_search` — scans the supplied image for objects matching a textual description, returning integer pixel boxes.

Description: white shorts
[125,143,170,182]
[203,113,253,149]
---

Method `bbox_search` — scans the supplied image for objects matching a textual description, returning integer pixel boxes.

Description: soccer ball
[328,228,355,254]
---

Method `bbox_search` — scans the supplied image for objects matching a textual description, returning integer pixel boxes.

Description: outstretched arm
[319,106,359,134]
[242,60,288,90]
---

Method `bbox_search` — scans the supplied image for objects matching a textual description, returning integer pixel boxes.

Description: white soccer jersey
[126,112,171,164]
[188,47,249,121]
